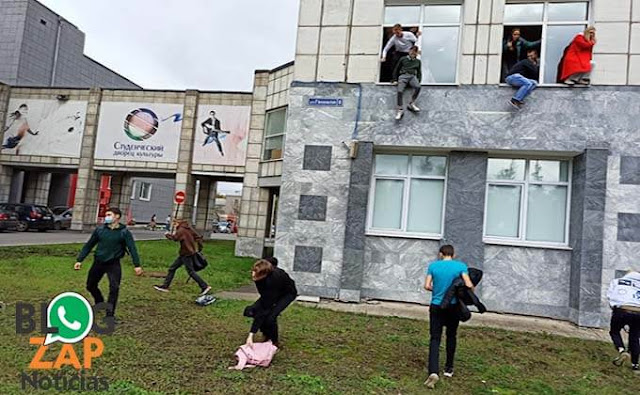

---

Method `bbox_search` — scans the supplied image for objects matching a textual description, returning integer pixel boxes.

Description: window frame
[483,156,573,248]
[138,182,153,202]
[366,153,449,239]
[379,1,464,86]
[262,106,288,162]
[130,180,138,200]
[502,0,592,86]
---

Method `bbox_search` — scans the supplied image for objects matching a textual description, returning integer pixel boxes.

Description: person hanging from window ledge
[381,24,420,71]
[392,46,422,121]
[558,26,596,86]
[505,49,540,110]
[501,28,540,83]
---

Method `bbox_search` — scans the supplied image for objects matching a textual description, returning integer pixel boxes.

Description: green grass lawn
[0,241,636,394]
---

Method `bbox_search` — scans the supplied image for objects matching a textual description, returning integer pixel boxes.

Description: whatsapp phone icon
[44,292,94,346]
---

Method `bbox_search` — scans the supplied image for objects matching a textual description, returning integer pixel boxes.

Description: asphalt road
[0,228,236,247]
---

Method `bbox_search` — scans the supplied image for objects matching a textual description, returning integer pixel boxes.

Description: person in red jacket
[559,26,596,86]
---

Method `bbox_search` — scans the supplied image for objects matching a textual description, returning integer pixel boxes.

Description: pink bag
[232,341,278,370]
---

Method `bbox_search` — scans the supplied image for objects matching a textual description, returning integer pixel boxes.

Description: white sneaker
[408,102,420,112]
[613,350,631,367]
[395,109,404,120]
[563,79,576,86]
[424,373,439,389]
[200,285,212,296]
[444,368,454,378]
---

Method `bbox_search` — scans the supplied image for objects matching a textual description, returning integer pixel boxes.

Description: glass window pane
[372,179,404,229]
[375,155,409,175]
[548,2,588,22]
[263,136,284,160]
[424,5,461,24]
[544,24,586,83]
[421,26,460,83]
[384,6,420,25]
[407,179,444,234]
[504,4,543,23]
[487,159,526,181]
[526,185,568,243]
[265,109,286,136]
[529,160,569,182]
[411,156,447,177]
[486,185,522,238]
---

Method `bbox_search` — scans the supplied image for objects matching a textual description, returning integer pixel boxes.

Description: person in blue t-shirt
[423,244,474,389]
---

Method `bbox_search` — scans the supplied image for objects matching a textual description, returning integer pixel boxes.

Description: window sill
[260,158,283,164]
[498,83,585,88]
[484,238,572,251]
[366,230,442,241]
[377,82,460,87]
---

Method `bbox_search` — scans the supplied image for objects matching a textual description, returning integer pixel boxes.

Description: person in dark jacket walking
[505,49,540,109]
[74,207,143,319]
[245,259,297,348]
[393,45,422,120]
[423,245,474,389]
[154,219,211,295]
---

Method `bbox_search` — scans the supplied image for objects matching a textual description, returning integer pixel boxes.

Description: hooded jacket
[166,222,203,256]
[440,267,486,322]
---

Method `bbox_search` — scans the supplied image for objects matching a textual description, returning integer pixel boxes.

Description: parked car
[0,204,19,231]
[52,207,73,230]
[1,204,55,232]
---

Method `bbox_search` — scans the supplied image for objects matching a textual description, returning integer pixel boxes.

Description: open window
[501,1,590,84]
[380,2,462,84]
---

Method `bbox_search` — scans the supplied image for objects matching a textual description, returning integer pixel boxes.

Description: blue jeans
[506,73,537,102]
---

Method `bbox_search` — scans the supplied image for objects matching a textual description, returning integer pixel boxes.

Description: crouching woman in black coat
[245,259,298,347]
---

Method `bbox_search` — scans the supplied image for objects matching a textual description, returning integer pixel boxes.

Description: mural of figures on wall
[1,99,87,157]
[193,105,250,166]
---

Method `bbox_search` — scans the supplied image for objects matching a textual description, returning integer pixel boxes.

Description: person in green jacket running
[74,207,143,319]
[392,45,422,120]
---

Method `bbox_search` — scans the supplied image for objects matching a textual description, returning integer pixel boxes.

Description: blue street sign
[308,97,343,107]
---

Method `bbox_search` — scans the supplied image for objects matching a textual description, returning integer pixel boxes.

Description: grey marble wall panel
[484,246,571,313]
[235,237,264,258]
[443,152,488,268]
[293,246,323,273]
[298,195,328,221]
[303,145,333,171]
[339,142,374,299]
[617,213,640,242]
[620,156,640,185]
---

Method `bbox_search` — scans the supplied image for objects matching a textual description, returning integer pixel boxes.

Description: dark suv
[0,204,55,232]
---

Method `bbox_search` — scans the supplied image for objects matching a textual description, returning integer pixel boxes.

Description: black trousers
[258,293,297,343]
[428,304,461,374]
[610,308,640,364]
[86,259,121,317]
[162,255,208,291]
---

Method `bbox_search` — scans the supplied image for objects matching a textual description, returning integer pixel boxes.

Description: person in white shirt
[606,270,640,372]
[380,24,420,71]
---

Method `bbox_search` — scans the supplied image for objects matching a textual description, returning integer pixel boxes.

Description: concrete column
[338,142,374,302]
[34,172,52,205]
[569,148,609,327]
[72,88,102,231]
[0,164,12,202]
[206,180,218,227]
[172,90,198,222]
[443,152,489,267]
[118,174,133,215]
[195,178,211,231]
[236,70,269,258]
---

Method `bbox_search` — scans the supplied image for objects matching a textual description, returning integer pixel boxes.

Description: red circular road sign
[174,191,186,204]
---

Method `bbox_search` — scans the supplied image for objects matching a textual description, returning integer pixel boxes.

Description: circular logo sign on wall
[124,108,159,141]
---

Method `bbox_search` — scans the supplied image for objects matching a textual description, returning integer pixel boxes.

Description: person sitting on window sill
[505,49,540,110]
[502,27,540,83]
[558,26,596,86]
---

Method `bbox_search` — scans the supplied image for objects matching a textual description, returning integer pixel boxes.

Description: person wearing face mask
[74,207,143,320]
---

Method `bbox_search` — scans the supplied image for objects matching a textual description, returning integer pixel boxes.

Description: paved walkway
[219,287,610,342]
